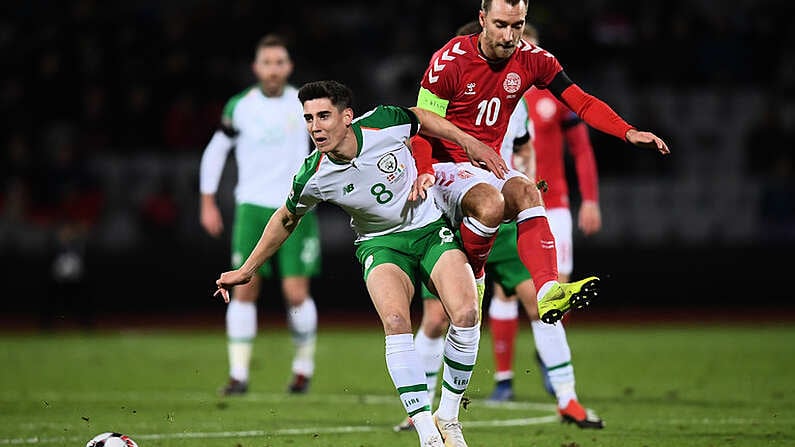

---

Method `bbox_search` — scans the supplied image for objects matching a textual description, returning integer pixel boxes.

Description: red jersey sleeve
[409,135,435,176]
[564,123,599,203]
[560,84,635,141]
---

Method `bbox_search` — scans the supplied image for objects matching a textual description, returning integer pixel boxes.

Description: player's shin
[226,299,257,382]
[385,333,439,444]
[489,298,519,382]
[414,329,446,404]
[531,320,577,407]
[459,217,498,280]
[436,323,480,420]
[516,207,559,293]
[288,297,317,380]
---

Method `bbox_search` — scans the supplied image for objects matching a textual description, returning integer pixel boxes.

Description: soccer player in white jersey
[215,80,498,447]
[199,34,321,396]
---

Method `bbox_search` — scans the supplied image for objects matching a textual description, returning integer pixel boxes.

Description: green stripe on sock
[425,371,438,378]
[443,355,474,372]
[442,381,465,394]
[397,384,428,395]
[408,405,431,417]
[546,361,572,371]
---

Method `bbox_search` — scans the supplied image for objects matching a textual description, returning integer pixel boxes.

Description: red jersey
[419,34,563,164]
[524,88,599,209]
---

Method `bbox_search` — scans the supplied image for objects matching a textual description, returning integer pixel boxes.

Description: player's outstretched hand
[626,129,670,155]
[409,172,436,201]
[461,139,509,179]
[214,270,253,303]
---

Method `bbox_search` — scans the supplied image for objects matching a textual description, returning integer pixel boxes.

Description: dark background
[1,0,794,328]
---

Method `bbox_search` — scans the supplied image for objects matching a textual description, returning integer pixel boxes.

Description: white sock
[437,324,480,420]
[385,334,435,444]
[531,319,576,407]
[226,299,257,382]
[288,297,317,377]
[537,281,559,302]
[488,296,519,319]
[414,329,445,404]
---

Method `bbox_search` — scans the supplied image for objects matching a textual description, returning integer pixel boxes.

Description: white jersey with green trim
[203,84,311,208]
[286,105,442,242]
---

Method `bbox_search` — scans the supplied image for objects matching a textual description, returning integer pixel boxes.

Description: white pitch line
[0,416,559,445]
[0,393,559,445]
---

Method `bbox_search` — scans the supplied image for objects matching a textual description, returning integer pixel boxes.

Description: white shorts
[547,207,573,275]
[431,162,527,228]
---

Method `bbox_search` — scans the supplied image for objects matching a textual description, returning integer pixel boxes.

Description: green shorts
[231,203,321,278]
[421,222,531,299]
[355,219,461,288]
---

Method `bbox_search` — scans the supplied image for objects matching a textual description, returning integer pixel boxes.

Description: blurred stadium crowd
[1,0,793,262]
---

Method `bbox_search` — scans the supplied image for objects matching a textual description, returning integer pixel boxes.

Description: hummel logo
[428,42,466,84]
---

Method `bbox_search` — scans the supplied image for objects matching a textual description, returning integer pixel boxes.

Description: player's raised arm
[548,73,670,155]
[215,205,302,302]
[410,106,509,178]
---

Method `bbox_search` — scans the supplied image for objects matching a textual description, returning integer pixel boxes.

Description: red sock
[516,217,559,291]
[489,316,518,374]
[459,218,497,278]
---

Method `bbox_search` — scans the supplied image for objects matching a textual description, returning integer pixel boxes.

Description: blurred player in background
[216,79,500,447]
[394,20,603,432]
[199,34,321,396]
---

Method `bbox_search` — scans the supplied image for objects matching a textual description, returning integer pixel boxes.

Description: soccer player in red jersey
[483,22,605,427]
[414,0,668,325]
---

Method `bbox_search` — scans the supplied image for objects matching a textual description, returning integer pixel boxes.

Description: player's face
[252,46,293,96]
[302,98,353,154]
[479,0,527,61]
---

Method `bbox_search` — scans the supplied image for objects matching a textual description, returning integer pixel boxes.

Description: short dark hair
[481,0,525,13]
[456,20,482,36]
[256,33,289,52]
[298,80,354,110]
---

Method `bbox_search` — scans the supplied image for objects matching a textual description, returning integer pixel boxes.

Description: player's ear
[343,108,354,127]
[478,11,486,28]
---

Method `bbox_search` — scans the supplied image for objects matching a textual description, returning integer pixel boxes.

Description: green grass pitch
[1,322,793,446]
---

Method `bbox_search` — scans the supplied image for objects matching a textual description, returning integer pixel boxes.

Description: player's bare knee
[462,184,504,227]
[502,177,542,219]
[381,313,412,335]
[448,305,479,328]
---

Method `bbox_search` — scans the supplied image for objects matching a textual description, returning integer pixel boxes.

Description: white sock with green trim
[414,329,445,404]
[531,319,577,407]
[437,323,480,420]
[226,299,257,382]
[385,333,436,443]
[288,297,317,377]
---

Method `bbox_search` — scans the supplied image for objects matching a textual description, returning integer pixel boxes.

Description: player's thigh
[231,203,275,277]
[547,207,573,275]
[433,162,514,227]
[276,210,322,278]
[356,241,416,334]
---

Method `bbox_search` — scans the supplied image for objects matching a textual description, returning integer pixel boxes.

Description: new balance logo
[343,183,354,194]
[428,42,466,84]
